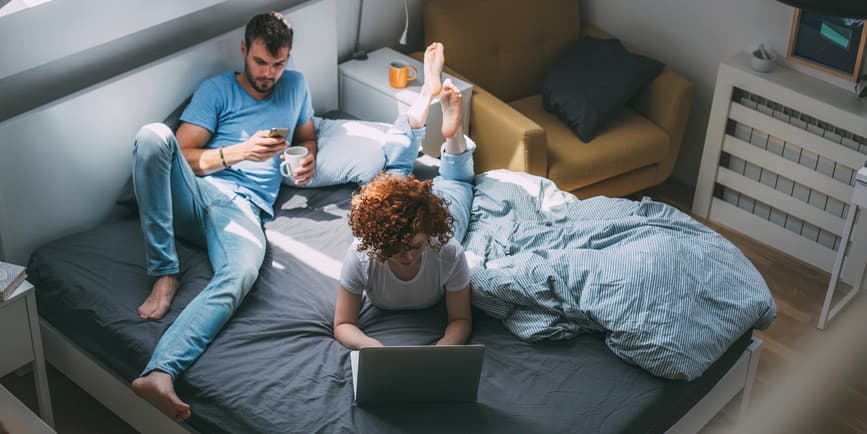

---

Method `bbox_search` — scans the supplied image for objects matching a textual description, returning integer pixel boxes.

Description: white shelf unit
[694,52,867,285]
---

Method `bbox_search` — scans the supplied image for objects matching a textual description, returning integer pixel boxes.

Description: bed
[1,1,772,433]
[29,176,765,434]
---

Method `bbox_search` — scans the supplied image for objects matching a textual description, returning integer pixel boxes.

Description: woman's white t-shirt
[339,238,470,310]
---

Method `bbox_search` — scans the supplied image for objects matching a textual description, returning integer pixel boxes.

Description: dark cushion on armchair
[542,37,664,142]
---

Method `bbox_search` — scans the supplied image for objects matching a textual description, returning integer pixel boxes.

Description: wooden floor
[3,178,866,434]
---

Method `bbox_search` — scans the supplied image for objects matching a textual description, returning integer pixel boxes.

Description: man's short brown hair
[245,12,293,56]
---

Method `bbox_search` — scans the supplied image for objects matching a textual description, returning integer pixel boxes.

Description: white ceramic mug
[280,146,309,177]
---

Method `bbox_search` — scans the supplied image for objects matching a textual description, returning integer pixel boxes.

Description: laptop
[350,344,485,404]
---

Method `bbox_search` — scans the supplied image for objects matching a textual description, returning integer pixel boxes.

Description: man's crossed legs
[130,123,266,422]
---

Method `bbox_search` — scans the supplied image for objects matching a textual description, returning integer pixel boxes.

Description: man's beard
[244,68,275,94]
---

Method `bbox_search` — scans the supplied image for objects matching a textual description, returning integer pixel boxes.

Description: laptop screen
[350,345,485,404]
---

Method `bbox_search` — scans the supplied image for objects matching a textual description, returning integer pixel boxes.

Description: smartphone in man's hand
[268,127,290,140]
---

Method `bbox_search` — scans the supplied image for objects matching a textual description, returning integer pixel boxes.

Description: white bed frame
[2,0,762,431]
[41,317,762,434]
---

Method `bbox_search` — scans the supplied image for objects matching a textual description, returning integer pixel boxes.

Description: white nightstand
[1,280,54,429]
[339,47,473,157]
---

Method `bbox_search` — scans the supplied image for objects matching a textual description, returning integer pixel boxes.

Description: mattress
[28,182,752,434]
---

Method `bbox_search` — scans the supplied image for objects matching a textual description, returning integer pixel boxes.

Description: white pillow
[284,116,389,187]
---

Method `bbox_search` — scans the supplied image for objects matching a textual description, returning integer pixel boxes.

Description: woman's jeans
[383,115,475,242]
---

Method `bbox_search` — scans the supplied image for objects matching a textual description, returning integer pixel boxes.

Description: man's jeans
[132,123,266,379]
[383,115,475,242]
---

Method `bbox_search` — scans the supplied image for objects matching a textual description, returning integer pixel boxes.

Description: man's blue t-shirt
[179,70,314,219]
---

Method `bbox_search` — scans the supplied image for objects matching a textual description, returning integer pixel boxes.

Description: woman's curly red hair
[348,173,453,261]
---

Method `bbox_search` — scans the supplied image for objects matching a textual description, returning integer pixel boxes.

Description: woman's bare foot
[421,42,444,98]
[441,79,464,137]
[408,42,445,128]
[132,371,191,423]
[441,79,466,155]
[138,275,179,320]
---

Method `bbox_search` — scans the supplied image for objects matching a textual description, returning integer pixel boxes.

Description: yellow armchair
[420,0,694,198]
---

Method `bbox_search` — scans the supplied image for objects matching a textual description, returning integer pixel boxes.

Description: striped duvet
[463,170,776,380]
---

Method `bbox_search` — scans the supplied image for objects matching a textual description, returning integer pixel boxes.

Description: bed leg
[737,338,762,419]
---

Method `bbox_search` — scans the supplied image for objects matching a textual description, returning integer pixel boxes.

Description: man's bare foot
[441,79,463,140]
[421,42,444,98]
[132,371,191,423]
[138,275,179,320]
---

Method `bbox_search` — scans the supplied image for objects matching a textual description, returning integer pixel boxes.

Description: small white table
[0,280,54,428]
[818,166,867,329]
[338,47,473,157]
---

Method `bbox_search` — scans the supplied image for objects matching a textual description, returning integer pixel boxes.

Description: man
[130,12,315,422]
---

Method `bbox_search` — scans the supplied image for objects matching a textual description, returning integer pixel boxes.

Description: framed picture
[786,8,867,81]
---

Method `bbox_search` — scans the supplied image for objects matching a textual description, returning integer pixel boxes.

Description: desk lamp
[351,0,410,61]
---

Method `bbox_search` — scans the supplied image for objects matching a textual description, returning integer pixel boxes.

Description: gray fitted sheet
[28,182,752,434]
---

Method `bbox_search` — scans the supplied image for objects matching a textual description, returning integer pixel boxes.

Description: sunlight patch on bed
[465,250,484,269]
[340,120,388,139]
[225,221,264,249]
[483,169,574,213]
[484,169,544,195]
[265,229,341,278]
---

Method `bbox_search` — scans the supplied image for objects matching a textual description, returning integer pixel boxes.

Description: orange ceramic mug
[388,61,417,88]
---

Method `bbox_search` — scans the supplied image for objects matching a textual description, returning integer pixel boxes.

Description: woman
[333,43,475,349]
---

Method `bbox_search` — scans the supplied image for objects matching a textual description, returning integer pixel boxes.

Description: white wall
[0,0,223,79]
[0,0,427,124]
[336,0,427,61]
[0,0,301,122]
[0,0,427,75]
[0,0,427,123]
[582,0,820,186]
